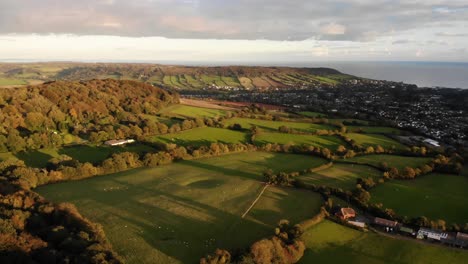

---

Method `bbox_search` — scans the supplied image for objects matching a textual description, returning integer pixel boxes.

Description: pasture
[347,126,402,134]
[159,104,229,119]
[299,163,382,190]
[346,133,408,151]
[341,154,433,171]
[224,118,335,132]
[37,152,323,264]
[151,127,247,147]
[370,173,468,224]
[255,132,346,151]
[300,220,468,264]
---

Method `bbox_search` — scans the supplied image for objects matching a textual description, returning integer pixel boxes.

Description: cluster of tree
[0,181,122,263]
[383,154,463,180]
[0,79,178,152]
[277,125,342,136]
[263,170,299,186]
[260,143,333,160]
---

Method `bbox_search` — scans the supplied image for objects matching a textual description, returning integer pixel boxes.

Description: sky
[0,0,467,63]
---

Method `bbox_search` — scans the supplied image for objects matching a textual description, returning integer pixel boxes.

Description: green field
[300,220,468,264]
[0,77,27,85]
[160,105,228,119]
[342,154,433,171]
[225,118,335,132]
[298,111,327,118]
[151,127,247,147]
[370,173,468,224]
[255,132,346,151]
[299,164,382,190]
[348,126,402,134]
[346,133,408,151]
[37,152,324,264]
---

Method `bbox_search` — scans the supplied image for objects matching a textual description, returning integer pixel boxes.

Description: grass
[0,152,17,161]
[348,126,402,134]
[299,164,382,190]
[160,105,228,119]
[346,133,408,151]
[151,127,248,147]
[255,132,346,151]
[341,154,433,171]
[370,173,468,224]
[300,220,468,264]
[245,186,323,226]
[37,152,324,264]
[298,111,327,118]
[0,77,27,85]
[224,118,335,133]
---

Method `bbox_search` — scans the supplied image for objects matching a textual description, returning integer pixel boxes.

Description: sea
[309,61,468,89]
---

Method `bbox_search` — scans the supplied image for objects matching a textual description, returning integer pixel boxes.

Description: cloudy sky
[0,0,467,62]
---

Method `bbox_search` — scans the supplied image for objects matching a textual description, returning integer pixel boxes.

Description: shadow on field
[181,160,259,180]
[16,150,53,168]
[88,178,270,263]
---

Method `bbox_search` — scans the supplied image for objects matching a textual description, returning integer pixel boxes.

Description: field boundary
[241,183,269,218]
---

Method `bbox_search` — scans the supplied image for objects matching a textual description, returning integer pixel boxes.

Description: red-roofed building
[335,207,356,220]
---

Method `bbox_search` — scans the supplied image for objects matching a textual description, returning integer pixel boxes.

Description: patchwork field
[342,154,433,171]
[298,111,327,118]
[37,152,324,264]
[299,163,382,190]
[370,173,468,224]
[255,132,346,151]
[224,118,335,132]
[300,220,468,264]
[346,133,408,151]
[151,127,247,147]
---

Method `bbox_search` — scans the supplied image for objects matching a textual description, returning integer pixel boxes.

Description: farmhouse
[104,139,135,146]
[373,217,398,228]
[335,207,356,220]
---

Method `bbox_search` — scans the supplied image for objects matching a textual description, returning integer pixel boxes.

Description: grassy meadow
[370,173,468,224]
[255,132,346,151]
[224,118,335,132]
[346,133,408,151]
[347,126,402,134]
[151,127,248,147]
[342,154,433,171]
[37,152,324,264]
[299,163,382,190]
[300,220,468,264]
[159,104,229,119]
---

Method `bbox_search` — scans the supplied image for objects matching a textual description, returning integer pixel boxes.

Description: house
[104,139,135,146]
[335,207,356,220]
[373,217,398,228]
[416,228,449,241]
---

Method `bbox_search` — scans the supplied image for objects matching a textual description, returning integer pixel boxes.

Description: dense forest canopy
[0,79,178,152]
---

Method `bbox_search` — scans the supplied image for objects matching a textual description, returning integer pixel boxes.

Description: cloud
[320,23,346,35]
[0,0,467,42]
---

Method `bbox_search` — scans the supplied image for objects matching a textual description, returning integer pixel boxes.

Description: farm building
[455,232,468,248]
[373,217,398,228]
[104,139,135,146]
[348,221,366,228]
[416,228,449,241]
[335,207,356,220]
[423,138,440,147]
[398,226,416,236]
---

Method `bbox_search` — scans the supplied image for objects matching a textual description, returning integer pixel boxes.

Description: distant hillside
[0,79,178,152]
[0,63,356,90]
